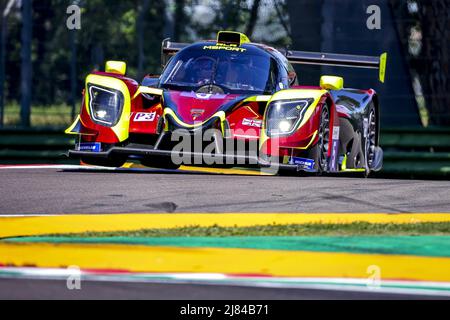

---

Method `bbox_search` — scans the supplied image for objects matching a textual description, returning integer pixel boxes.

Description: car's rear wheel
[364,104,377,177]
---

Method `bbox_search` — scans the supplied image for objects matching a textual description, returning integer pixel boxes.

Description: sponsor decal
[363,118,369,138]
[330,126,340,172]
[78,142,101,152]
[289,157,315,171]
[332,126,340,140]
[191,109,205,120]
[203,43,246,53]
[134,112,157,122]
[242,118,263,128]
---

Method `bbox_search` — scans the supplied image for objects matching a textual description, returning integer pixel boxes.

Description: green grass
[3,103,75,128]
[43,222,450,238]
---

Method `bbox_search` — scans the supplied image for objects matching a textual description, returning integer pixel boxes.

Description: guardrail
[378,127,450,178]
[0,127,449,178]
[0,128,76,164]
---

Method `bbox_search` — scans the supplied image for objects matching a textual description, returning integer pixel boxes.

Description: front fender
[83,73,136,143]
[260,89,338,158]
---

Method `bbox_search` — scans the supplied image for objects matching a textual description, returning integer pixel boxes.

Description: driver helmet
[226,55,251,83]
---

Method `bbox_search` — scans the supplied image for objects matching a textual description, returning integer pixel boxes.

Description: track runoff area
[0,163,449,300]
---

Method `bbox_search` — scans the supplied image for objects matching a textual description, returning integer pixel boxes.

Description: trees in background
[20,0,32,127]
[390,0,450,126]
[2,0,289,119]
[3,0,449,127]
[286,0,322,86]
[3,0,166,110]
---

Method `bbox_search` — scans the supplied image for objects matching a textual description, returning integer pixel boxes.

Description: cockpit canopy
[159,43,279,95]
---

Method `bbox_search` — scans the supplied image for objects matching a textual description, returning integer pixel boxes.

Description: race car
[66,31,387,176]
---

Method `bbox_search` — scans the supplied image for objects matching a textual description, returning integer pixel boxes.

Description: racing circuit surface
[1,165,450,300]
[1,166,450,215]
[0,278,442,300]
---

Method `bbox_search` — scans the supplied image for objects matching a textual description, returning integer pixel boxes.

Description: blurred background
[0,0,449,178]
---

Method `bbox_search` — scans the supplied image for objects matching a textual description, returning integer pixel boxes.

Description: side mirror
[320,76,344,90]
[105,61,127,76]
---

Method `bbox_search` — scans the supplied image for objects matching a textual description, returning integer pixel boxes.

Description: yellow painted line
[0,213,450,238]
[1,242,450,282]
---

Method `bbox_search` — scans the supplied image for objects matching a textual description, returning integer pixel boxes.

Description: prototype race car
[66,31,387,176]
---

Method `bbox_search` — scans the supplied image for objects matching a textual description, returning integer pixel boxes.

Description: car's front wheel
[312,103,331,174]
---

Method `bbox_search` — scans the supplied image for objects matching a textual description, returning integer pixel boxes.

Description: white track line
[0,165,85,170]
[0,267,449,297]
[0,214,60,217]
[0,164,173,173]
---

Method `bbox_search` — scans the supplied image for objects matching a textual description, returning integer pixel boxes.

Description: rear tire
[364,104,377,178]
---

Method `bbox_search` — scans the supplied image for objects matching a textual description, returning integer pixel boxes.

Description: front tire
[314,103,331,174]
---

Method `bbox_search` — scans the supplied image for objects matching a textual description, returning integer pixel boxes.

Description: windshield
[159,46,276,94]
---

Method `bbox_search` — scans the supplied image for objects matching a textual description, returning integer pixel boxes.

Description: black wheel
[316,104,330,173]
[140,157,181,170]
[364,104,377,177]
[81,156,127,168]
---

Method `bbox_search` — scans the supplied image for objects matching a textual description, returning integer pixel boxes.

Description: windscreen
[159,46,276,95]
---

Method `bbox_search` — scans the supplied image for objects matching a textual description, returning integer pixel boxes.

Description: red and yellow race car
[66,31,387,176]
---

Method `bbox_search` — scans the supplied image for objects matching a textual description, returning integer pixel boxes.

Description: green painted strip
[6,236,450,258]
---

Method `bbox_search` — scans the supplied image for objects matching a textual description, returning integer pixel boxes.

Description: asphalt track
[1,165,449,300]
[0,166,450,215]
[0,278,444,300]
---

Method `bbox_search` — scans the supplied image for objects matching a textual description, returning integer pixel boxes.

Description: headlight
[87,84,124,127]
[265,98,314,136]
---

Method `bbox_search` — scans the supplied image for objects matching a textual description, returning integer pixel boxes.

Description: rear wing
[161,32,250,67]
[161,38,190,68]
[281,49,387,83]
[161,38,387,83]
